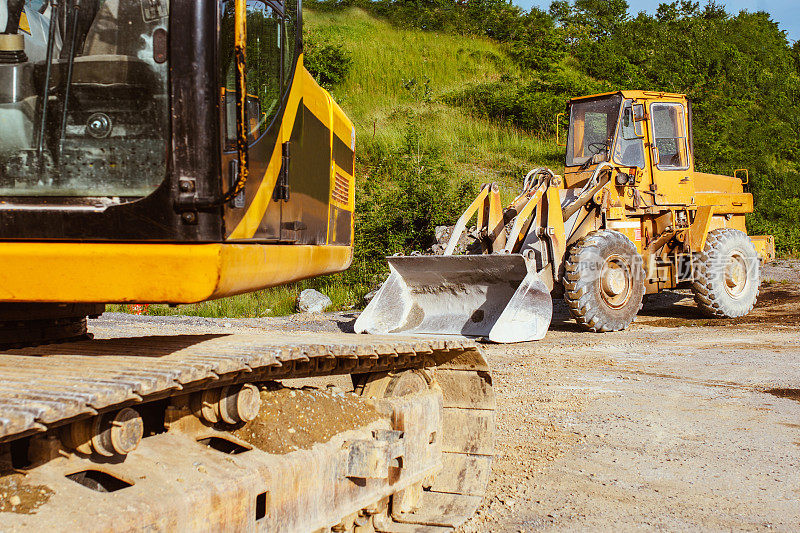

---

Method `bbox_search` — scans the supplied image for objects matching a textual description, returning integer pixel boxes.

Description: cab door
[219,0,290,241]
[648,101,695,205]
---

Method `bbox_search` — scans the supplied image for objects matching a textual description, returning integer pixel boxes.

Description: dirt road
[93,261,800,531]
[462,266,800,531]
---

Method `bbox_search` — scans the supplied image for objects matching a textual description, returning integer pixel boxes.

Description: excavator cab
[0,0,356,341]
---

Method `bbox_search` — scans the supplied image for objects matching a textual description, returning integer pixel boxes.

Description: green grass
[307,8,516,120]
[107,269,375,318]
[117,9,562,319]
[307,8,562,188]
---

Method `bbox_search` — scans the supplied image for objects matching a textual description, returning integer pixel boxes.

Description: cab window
[565,95,622,167]
[651,103,689,170]
[219,0,286,148]
[0,0,170,198]
[613,100,645,169]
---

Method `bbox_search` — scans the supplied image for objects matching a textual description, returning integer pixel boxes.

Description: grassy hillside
[307,8,561,188]
[116,8,557,318]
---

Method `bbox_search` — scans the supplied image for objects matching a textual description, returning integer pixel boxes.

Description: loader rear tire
[692,228,760,318]
[564,230,645,332]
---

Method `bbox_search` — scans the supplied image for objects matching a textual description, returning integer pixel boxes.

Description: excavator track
[0,330,495,531]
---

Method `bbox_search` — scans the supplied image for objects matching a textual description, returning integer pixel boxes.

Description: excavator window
[219,0,287,149]
[613,100,645,169]
[283,0,298,91]
[650,102,689,170]
[565,95,622,167]
[0,0,170,199]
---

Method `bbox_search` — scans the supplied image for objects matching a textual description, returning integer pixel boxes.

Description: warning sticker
[19,11,30,34]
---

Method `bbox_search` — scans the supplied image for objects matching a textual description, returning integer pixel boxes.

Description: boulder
[296,289,332,313]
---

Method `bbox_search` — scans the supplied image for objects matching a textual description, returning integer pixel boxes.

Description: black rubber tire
[563,230,646,332]
[692,228,760,318]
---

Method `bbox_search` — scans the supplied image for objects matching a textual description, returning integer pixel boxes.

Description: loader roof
[569,90,687,103]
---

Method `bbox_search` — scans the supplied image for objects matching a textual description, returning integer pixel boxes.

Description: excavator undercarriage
[0,330,495,531]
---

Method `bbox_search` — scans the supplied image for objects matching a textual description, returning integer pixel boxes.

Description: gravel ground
[461,260,800,531]
[92,261,800,531]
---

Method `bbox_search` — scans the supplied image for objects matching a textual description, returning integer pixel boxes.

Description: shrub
[303,30,353,89]
[355,125,477,265]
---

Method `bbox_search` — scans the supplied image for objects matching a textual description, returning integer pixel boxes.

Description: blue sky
[514,0,798,42]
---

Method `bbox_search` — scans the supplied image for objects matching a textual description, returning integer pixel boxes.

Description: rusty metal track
[0,332,477,444]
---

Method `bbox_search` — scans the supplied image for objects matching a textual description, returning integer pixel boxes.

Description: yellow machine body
[0,45,355,303]
[561,91,773,292]
[357,90,774,341]
[0,242,352,303]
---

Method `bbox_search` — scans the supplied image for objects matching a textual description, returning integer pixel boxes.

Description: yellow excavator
[357,91,774,343]
[0,1,494,531]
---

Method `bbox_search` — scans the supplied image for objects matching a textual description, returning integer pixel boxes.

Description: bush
[355,125,477,265]
[446,68,609,134]
[303,30,353,89]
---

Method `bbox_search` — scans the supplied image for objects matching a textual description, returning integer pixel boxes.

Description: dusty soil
[233,384,380,455]
[0,469,53,515]
[461,263,800,531]
[89,260,800,530]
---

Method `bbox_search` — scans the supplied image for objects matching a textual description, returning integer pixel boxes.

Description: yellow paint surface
[0,242,352,303]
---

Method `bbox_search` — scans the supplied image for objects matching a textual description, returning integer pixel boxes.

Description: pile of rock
[428,225,481,255]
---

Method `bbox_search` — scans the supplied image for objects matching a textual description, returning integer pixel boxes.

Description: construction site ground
[92,258,800,531]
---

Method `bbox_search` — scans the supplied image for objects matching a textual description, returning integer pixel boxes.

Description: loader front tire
[692,228,760,318]
[564,230,645,332]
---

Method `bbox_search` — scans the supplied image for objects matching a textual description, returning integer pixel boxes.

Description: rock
[428,224,481,255]
[363,289,379,305]
[297,289,332,313]
[434,225,449,242]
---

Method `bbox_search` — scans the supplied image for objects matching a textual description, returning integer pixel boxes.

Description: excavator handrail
[191,0,250,209]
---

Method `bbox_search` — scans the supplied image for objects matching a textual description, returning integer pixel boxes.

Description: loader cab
[564,91,696,205]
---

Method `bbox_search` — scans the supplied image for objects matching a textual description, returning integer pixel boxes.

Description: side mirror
[632,104,645,137]
[734,168,749,185]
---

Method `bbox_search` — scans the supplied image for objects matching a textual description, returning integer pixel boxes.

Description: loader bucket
[355,255,552,343]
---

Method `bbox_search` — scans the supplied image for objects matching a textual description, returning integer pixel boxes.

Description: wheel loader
[357,91,775,343]
[0,1,494,531]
